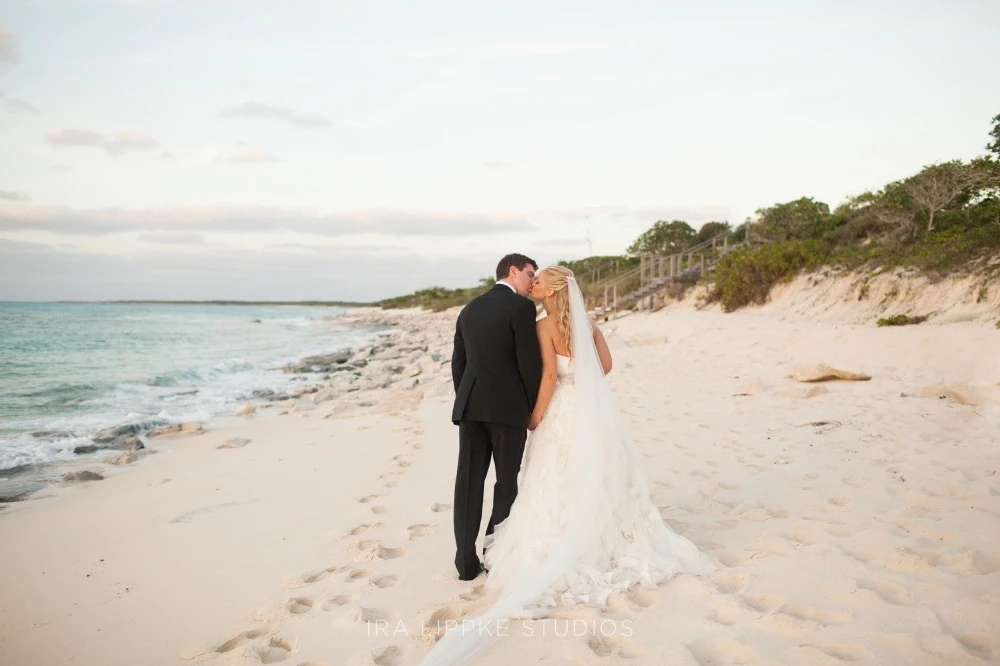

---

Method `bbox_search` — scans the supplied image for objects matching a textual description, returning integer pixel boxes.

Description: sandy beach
[1,274,998,666]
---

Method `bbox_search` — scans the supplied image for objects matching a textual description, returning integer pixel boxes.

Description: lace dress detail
[483,355,712,613]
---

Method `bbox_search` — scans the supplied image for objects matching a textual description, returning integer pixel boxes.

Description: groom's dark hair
[495,253,538,281]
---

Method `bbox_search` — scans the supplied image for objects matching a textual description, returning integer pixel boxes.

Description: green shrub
[710,240,830,312]
[877,314,928,327]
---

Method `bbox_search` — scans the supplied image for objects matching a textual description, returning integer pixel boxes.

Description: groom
[450,253,542,581]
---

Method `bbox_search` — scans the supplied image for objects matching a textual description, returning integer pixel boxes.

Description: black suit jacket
[451,284,542,428]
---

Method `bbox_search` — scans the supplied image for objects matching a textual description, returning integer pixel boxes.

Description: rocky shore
[0,307,457,504]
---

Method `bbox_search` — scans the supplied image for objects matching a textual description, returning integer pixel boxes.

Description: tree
[751,197,831,242]
[988,113,1000,158]
[694,221,732,245]
[904,161,984,232]
[627,220,696,255]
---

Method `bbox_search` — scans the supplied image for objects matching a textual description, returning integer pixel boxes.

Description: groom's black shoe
[459,563,487,581]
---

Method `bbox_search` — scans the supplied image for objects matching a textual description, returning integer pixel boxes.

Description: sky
[1,0,998,301]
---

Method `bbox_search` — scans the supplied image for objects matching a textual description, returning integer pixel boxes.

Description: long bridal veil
[419,278,713,665]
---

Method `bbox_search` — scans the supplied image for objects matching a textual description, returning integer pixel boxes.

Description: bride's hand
[527,414,541,431]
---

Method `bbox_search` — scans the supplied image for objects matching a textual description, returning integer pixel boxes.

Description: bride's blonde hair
[540,265,575,354]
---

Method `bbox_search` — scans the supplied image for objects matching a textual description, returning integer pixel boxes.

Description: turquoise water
[0,302,383,471]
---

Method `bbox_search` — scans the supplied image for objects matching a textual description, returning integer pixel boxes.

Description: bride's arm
[528,319,558,430]
[591,321,613,375]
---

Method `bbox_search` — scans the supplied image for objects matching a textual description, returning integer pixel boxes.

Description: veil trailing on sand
[419,277,712,665]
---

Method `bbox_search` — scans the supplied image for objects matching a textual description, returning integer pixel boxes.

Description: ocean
[0,302,385,474]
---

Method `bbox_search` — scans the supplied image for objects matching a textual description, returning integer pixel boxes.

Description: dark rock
[147,423,203,438]
[106,436,144,451]
[92,423,144,444]
[63,470,104,482]
[74,445,99,455]
[30,430,69,439]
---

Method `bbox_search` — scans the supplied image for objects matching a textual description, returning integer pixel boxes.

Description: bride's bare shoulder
[535,313,556,335]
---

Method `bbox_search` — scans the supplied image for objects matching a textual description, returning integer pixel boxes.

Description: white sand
[1,282,998,666]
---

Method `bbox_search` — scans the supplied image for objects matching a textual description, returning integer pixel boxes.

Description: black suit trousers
[453,420,527,579]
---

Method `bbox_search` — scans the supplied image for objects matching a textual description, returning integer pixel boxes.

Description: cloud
[49,164,73,174]
[0,92,40,115]
[220,102,333,129]
[46,128,104,147]
[0,201,537,237]
[138,232,206,245]
[0,190,27,201]
[221,143,280,164]
[45,127,158,154]
[104,132,158,154]
[0,26,17,66]
[483,159,508,169]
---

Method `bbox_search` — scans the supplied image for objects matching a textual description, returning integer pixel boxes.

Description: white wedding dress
[420,279,714,665]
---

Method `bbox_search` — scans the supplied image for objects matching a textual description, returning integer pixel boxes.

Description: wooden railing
[584,224,754,313]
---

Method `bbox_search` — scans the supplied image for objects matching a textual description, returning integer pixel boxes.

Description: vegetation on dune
[379,278,497,312]
[382,113,1000,313]
[877,314,930,327]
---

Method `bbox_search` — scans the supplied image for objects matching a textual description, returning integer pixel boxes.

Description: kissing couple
[422,254,715,664]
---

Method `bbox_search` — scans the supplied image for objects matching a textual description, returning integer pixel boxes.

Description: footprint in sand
[347,606,396,625]
[776,603,851,626]
[856,578,912,605]
[458,583,486,602]
[214,627,269,653]
[286,597,314,615]
[358,494,379,504]
[347,522,380,537]
[741,594,782,613]
[372,645,410,666]
[800,643,868,662]
[429,502,452,513]
[711,571,748,594]
[953,633,1000,661]
[298,564,347,585]
[321,594,358,610]
[585,633,643,659]
[421,605,467,642]
[687,638,759,666]
[626,587,660,608]
[411,441,424,450]
[255,636,296,664]
[371,505,390,515]
[353,539,405,562]
[406,523,434,540]
[372,575,399,589]
[346,568,374,582]
[827,523,867,538]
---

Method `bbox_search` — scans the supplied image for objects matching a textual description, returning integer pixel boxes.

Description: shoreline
[0,306,448,507]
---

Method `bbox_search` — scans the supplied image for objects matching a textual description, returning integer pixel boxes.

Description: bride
[421,266,715,664]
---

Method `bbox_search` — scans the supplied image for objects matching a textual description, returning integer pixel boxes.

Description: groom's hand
[527,415,540,431]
